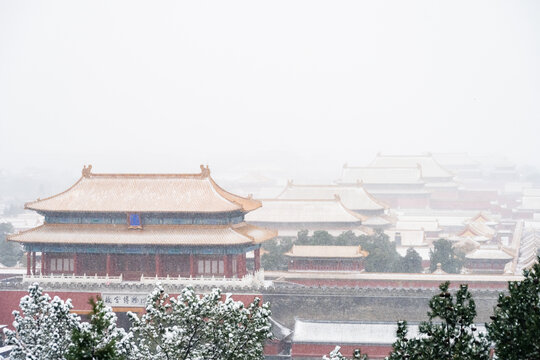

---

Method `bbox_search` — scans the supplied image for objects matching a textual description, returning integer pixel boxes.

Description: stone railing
[22,273,123,284]
[140,270,268,289]
[19,270,268,289]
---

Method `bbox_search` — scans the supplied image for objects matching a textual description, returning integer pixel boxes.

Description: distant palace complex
[1,153,539,360]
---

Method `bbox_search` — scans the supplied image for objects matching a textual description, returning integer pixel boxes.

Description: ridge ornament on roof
[82,164,92,177]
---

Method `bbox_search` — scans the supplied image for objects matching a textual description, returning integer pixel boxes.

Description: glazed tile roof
[385,229,426,246]
[465,246,513,260]
[361,216,391,226]
[276,228,371,238]
[276,182,388,211]
[25,165,261,213]
[521,189,540,210]
[395,220,441,232]
[284,245,368,258]
[8,222,276,246]
[432,153,480,168]
[338,166,424,185]
[369,154,454,179]
[292,319,423,345]
[459,222,496,238]
[245,198,365,224]
[516,228,540,272]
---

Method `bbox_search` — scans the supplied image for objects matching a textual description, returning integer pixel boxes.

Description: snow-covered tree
[65,297,134,360]
[386,282,490,360]
[323,346,368,360]
[129,285,272,360]
[488,257,540,360]
[4,283,80,360]
[429,239,464,274]
[385,321,417,360]
[323,346,348,360]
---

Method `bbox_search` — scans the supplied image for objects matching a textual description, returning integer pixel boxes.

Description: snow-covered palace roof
[276,182,388,212]
[25,165,261,214]
[292,319,486,345]
[245,198,366,224]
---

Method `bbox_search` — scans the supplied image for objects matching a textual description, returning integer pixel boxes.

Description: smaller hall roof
[245,198,365,224]
[385,230,426,246]
[292,320,424,345]
[276,228,372,238]
[338,166,424,185]
[465,247,513,261]
[459,222,496,238]
[276,182,388,211]
[395,220,441,232]
[8,222,276,246]
[362,216,391,227]
[432,153,480,169]
[25,165,261,214]
[284,245,368,259]
[369,154,454,179]
[469,212,496,224]
[521,189,540,210]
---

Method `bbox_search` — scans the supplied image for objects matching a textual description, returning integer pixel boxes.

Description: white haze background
[0,1,539,184]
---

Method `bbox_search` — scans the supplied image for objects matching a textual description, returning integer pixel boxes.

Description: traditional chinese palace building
[336,165,431,209]
[245,197,369,238]
[284,245,368,272]
[8,165,276,280]
[276,181,389,217]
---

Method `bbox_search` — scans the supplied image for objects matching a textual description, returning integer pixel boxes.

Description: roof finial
[334,194,341,201]
[200,164,210,177]
[433,263,446,274]
[287,179,293,186]
[82,164,92,177]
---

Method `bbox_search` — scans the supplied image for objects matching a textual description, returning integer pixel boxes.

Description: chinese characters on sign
[101,293,147,308]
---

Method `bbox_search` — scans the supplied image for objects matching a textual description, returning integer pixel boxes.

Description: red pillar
[224,254,231,278]
[155,254,162,277]
[27,252,31,275]
[32,252,36,275]
[254,248,261,272]
[237,254,246,278]
[189,254,195,277]
[41,253,45,275]
[106,254,112,275]
[73,253,78,275]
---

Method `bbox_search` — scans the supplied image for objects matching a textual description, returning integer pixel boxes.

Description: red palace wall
[264,340,290,356]
[0,290,100,328]
[0,289,262,330]
[465,260,508,273]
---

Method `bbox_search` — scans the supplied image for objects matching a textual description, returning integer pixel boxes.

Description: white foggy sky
[0,1,539,180]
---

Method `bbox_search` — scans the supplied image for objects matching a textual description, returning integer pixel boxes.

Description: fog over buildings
[1,0,540,190]
[1,3,540,358]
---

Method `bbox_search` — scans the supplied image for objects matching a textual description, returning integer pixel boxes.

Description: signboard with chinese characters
[102,293,147,308]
